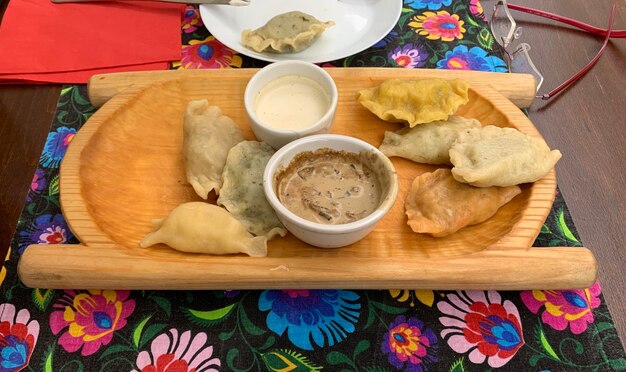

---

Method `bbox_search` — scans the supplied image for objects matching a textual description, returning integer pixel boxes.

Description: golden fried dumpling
[357,78,469,127]
[140,202,267,257]
[450,125,562,187]
[405,169,521,237]
[242,11,335,54]
[379,115,481,165]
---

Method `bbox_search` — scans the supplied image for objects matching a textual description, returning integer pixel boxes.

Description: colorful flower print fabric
[1,1,625,371]
[178,1,507,72]
[382,315,439,370]
[49,290,135,356]
[438,291,525,368]
[0,304,39,371]
[133,329,220,371]
[258,290,361,350]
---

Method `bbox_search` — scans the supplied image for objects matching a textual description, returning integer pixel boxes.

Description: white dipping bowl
[263,134,398,248]
[244,60,338,149]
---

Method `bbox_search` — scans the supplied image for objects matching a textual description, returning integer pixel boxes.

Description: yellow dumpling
[357,78,469,127]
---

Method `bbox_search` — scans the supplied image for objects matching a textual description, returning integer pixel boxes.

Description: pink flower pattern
[180,36,242,69]
[0,303,40,372]
[133,329,220,372]
[469,0,485,19]
[521,281,602,334]
[409,11,466,41]
[50,290,135,356]
[182,6,204,34]
[438,291,524,368]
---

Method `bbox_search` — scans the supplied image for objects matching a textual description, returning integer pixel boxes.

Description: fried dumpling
[242,11,335,54]
[357,78,469,127]
[183,100,244,199]
[379,116,481,165]
[217,141,287,239]
[405,169,521,237]
[450,125,562,187]
[140,202,267,257]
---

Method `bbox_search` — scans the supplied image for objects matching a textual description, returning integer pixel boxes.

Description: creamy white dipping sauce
[254,75,329,130]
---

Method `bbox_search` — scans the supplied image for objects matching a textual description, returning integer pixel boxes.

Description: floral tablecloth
[2,1,625,371]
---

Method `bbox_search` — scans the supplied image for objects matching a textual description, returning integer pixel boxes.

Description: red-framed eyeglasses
[490,1,624,100]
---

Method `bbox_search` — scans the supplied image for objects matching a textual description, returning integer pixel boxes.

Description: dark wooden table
[1,0,625,345]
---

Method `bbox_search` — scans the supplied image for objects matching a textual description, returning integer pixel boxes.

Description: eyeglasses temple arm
[507,3,626,38]
[539,5,617,100]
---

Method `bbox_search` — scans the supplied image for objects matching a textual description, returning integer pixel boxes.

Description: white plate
[199,0,402,64]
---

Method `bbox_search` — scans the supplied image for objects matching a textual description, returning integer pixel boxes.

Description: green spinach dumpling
[242,11,334,54]
[217,141,287,239]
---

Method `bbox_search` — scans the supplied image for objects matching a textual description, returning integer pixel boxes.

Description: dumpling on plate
[241,11,335,54]
[140,202,267,257]
[405,168,521,237]
[379,115,481,165]
[357,78,469,127]
[183,100,244,199]
[450,125,562,187]
[217,141,287,239]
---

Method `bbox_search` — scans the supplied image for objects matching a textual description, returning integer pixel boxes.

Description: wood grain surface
[18,73,595,290]
[86,68,537,108]
[0,85,61,256]
[19,244,596,290]
[0,0,624,343]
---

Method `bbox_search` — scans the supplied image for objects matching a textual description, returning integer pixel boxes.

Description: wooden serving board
[18,69,597,290]
[87,68,538,108]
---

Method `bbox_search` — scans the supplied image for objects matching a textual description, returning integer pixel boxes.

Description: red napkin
[0,62,169,84]
[0,0,184,83]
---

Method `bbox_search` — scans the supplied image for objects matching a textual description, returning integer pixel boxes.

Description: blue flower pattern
[259,290,361,350]
[404,0,452,10]
[437,45,507,72]
[40,127,75,168]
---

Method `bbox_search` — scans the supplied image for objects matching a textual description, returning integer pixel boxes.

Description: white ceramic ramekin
[263,134,398,248]
[244,60,338,149]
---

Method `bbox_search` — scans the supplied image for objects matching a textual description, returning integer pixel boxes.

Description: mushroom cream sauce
[275,148,383,224]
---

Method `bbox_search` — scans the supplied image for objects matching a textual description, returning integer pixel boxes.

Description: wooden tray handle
[87,68,537,109]
[18,244,596,290]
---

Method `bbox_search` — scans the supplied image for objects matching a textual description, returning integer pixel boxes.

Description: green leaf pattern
[262,349,323,371]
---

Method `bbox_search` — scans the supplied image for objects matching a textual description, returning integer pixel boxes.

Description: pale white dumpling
[217,141,287,239]
[450,125,562,187]
[242,11,334,53]
[140,202,267,257]
[183,100,244,199]
[379,116,481,165]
